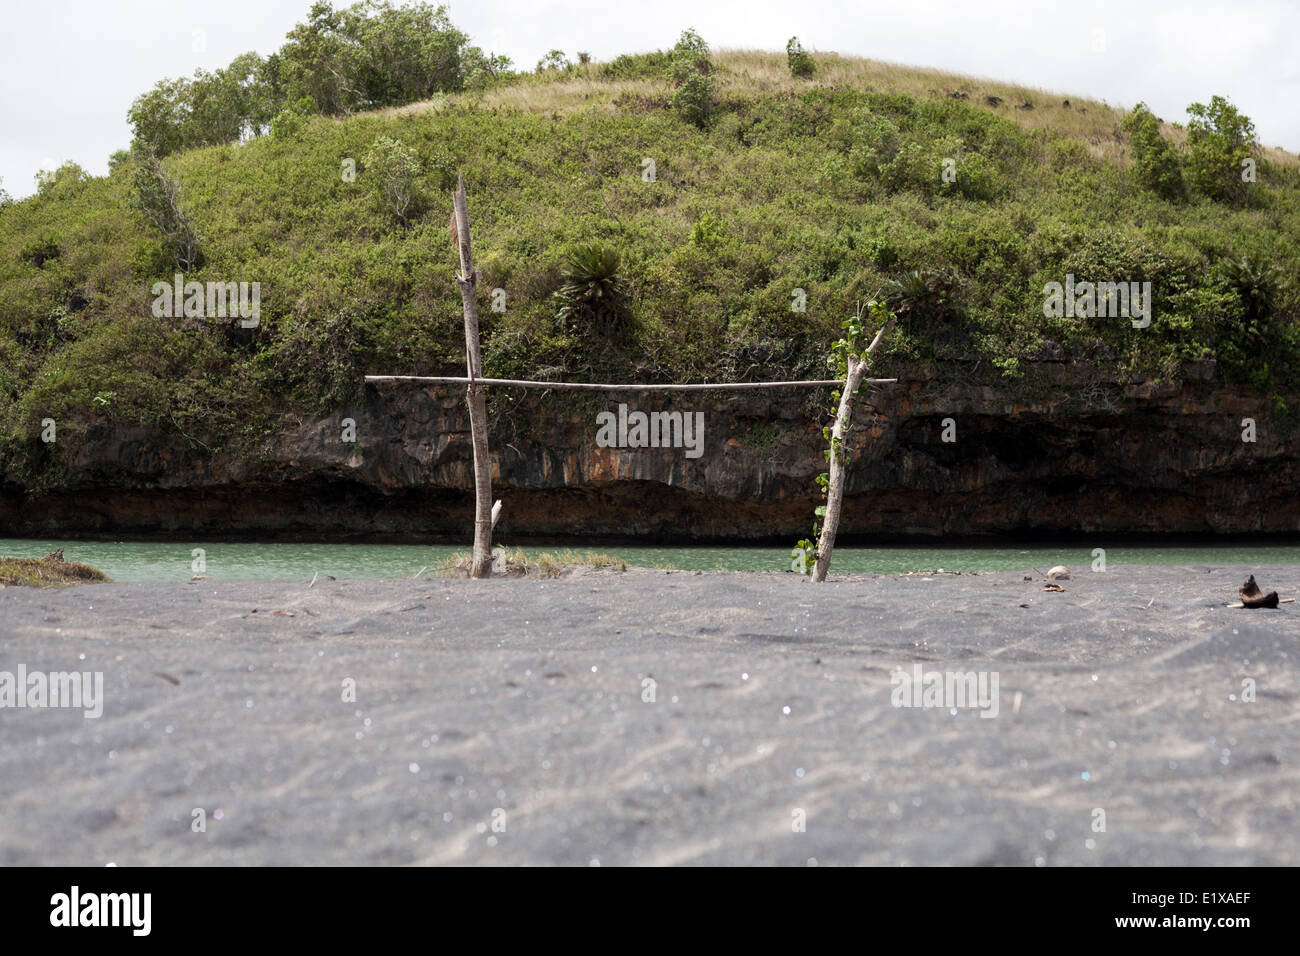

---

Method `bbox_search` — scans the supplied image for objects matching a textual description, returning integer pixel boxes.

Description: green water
[3,538,1300,584]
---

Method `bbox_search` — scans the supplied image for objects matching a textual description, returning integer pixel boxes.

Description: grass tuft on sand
[435,547,627,578]
[0,555,111,587]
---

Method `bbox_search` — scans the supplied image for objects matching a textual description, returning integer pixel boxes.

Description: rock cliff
[3,364,1296,540]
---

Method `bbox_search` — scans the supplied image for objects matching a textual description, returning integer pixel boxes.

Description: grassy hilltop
[2,8,1299,489]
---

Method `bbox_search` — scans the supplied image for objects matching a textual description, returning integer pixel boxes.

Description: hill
[2,34,1298,518]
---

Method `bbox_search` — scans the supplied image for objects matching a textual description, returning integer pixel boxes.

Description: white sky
[2,0,1297,199]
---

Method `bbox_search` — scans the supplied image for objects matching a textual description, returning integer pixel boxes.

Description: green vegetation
[536,49,571,73]
[786,37,815,78]
[1186,95,1259,205]
[2,4,1299,491]
[1121,96,1263,209]
[0,555,110,587]
[554,242,628,331]
[1122,103,1185,202]
[361,135,427,225]
[667,29,715,128]
[130,153,203,270]
[34,163,91,198]
[127,1,482,155]
[735,420,784,453]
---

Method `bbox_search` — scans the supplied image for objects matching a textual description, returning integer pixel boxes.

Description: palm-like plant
[553,242,628,329]
[1218,255,1287,321]
[883,268,963,328]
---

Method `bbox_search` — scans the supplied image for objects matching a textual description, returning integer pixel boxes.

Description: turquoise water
[3,538,1299,583]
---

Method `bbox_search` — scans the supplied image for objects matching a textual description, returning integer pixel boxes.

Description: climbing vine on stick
[791,299,896,580]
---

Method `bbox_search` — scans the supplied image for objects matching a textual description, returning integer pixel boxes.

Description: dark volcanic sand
[1,564,1297,866]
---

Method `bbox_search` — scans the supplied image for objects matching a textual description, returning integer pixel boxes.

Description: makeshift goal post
[365,179,897,579]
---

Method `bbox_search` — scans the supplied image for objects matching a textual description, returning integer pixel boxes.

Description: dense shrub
[600,51,671,79]
[667,29,714,129]
[786,37,815,78]
[34,163,90,199]
[1122,103,1185,201]
[361,135,425,226]
[1186,95,1259,204]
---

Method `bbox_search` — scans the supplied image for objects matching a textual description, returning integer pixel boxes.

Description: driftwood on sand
[1231,574,1288,609]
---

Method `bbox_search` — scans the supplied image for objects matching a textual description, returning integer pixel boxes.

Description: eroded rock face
[3,364,1297,540]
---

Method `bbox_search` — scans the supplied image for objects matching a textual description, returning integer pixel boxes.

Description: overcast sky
[3,0,1297,199]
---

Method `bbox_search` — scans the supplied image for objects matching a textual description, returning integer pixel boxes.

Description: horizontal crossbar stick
[365,376,897,391]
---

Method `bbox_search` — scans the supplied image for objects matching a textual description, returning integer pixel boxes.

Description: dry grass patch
[436,547,628,578]
[423,48,1297,167]
[0,556,110,588]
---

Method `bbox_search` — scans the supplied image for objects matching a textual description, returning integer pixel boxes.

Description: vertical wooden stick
[811,313,893,583]
[452,174,494,579]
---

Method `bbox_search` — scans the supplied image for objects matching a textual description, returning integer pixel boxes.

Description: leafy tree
[667,28,714,128]
[361,135,424,226]
[536,49,570,72]
[256,52,290,114]
[279,0,468,114]
[128,55,271,154]
[187,58,257,146]
[786,37,815,77]
[127,1,471,155]
[127,78,193,156]
[0,177,12,209]
[1122,102,1184,201]
[1186,95,1258,204]
[462,47,513,89]
[107,150,134,174]
[34,162,89,198]
[224,52,277,138]
[277,1,365,115]
[345,1,468,105]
